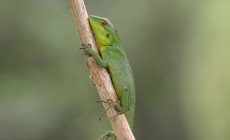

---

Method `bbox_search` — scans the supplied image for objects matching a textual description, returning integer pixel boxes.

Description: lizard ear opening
[106,34,110,38]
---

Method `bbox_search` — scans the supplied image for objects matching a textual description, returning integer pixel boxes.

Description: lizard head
[89,15,118,47]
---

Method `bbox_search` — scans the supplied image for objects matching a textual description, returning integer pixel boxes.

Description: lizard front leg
[80,44,109,68]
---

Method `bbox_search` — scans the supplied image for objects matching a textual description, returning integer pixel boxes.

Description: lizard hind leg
[98,104,115,120]
[108,86,130,119]
[97,99,122,120]
[120,86,130,112]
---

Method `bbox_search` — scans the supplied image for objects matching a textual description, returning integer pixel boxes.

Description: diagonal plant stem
[66,0,135,140]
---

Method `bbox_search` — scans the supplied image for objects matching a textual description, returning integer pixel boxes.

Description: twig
[66,0,135,140]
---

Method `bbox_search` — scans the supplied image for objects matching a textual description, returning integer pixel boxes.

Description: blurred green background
[0,0,230,140]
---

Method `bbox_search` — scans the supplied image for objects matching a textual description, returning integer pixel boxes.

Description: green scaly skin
[82,15,135,138]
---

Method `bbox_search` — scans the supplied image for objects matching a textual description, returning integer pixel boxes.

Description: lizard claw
[79,43,91,54]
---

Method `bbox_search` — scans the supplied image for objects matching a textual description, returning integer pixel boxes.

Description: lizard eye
[106,34,110,38]
[100,21,106,27]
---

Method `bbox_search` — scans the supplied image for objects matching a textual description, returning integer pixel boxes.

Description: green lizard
[81,15,135,139]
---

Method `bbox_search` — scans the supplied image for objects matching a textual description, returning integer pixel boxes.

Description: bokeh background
[0,0,230,140]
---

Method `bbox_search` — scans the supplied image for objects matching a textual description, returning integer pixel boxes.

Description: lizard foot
[97,99,122,120]
[98,131,116,140]
[79,44,91,54]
